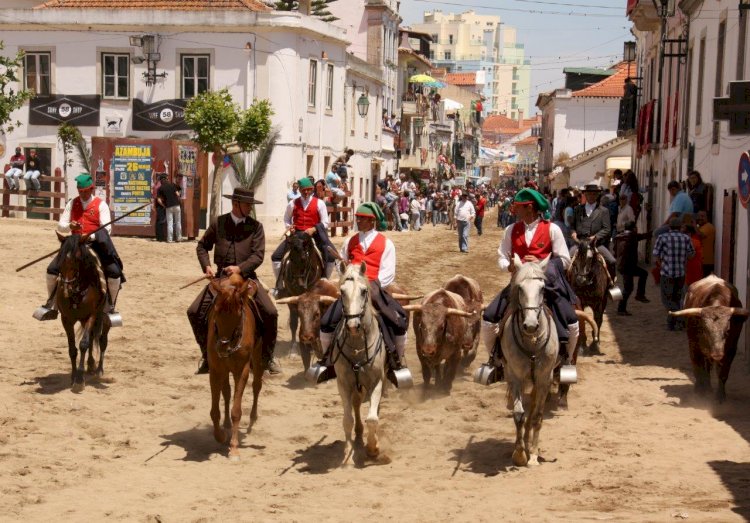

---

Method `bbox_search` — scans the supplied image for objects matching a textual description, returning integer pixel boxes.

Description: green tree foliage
[184,88,274,219]
[272,0,338,22]
[0,41,33,135]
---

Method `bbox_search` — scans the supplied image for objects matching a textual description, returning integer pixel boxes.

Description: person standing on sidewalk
[652,217,695,330]
[454,191,475,253]
[157,174,182,243]
[696,210,715,277]
[475,190,486,236]
[614,221,651,316]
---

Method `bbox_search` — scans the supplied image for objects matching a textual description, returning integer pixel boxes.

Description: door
[26,147,53,220]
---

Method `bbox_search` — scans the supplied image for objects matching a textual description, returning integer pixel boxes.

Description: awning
[605,156,631,171]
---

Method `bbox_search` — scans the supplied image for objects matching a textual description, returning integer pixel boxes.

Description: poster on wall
[178,144,198,201]
[112,144,152,225]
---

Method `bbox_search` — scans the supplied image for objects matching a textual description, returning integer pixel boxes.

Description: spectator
[614,220,651,316]
[475,190,486,236]
[620,170,641,218]
[696,210,715,276]
[325,164,345,203]
[24,149,42,191]
[655,180,694,238]
[682,217,703,288]
[652,217,695,330]
[687,170,707,214]
[287,181,301,202]
[409,195,421,231]
[4,147,25,191]
[157,173,182,243]
[334,149,354,182]
[615,193,636,232]
[399,191,410,230]
[454,191,476,253]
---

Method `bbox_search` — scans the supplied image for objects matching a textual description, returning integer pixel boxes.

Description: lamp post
[624,41,636,78]
[357,93,370,117]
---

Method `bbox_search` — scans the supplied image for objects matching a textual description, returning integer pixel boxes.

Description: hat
[222,187,263,204]
[75,173,93,189]
[298,177,313,190]
[513,188,549,212]
[355,202,387,231]
[582,183,601,193]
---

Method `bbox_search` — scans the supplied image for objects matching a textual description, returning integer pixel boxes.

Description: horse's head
[571,239,597,287]
[287,231,315,261]
[58,233,98,298]
[512,253,548,334]
[210,274,251,355]
[339,262,370,335]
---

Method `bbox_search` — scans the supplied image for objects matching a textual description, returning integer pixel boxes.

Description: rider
[312,202,412,387]
[271,177,337,292]
[35,173,125,323]
[570,183,617,282]
[480,188,580,383]
[187,187,280,376]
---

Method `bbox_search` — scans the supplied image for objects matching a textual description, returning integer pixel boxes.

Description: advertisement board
[112,144,152,225]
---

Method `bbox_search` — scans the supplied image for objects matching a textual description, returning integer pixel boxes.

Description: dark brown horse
[56,232,111,393]
[206,273,263,461]
[567,238,608,353]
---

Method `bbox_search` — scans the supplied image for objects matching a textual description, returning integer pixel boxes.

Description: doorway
[25,146,53,220]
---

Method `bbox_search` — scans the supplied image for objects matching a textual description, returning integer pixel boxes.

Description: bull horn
[669,307,703,317]
[575,310,597,334]
[390,293,424,301]
[730,307,750,317]
[275,296,300,305]
[446,307,473,317]
[318,295,338,305]
[401,304,423,312]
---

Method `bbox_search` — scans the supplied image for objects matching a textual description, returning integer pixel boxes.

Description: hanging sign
[132,99,189,131]
[29,95,100,126]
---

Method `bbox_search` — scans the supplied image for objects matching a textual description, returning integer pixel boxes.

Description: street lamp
[623,41,636,78]
[413,117,424,135]
[357,93,370,117]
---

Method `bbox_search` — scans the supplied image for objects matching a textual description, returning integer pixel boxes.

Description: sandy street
[1,211,749,522]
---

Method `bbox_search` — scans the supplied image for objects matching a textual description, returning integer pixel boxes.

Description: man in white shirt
[454,191,476,253]
[311,202,412,387]
[615,193,635,232]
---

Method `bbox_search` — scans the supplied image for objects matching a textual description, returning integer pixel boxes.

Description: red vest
[511,220,552,260]
[347,233,386,282]
[70,196,102,235]
[292,196,322,231]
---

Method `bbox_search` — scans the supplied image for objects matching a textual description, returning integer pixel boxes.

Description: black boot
[261,314,281,375]
[196,347,209,375]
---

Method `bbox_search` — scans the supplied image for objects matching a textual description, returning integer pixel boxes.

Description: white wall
[552,97,620,161]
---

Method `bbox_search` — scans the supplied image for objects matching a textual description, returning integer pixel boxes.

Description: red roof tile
[572,61,630,98]
[515,136,539,146]
[445,72,478,87]
[36,0,269,10]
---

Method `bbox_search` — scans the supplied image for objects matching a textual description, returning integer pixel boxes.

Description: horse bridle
[213,308,246,358]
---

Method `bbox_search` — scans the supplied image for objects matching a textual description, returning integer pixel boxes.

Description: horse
[332,262,385,464]
[56,232,111,393]
[206,273,263,461]
[502,254,559,467]
[567,238,608,353]
[278,230,325,361]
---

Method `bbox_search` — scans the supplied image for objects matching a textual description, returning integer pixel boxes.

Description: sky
[398,0,632,114]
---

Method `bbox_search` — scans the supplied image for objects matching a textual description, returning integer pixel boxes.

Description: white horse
[332,262,386,463]
[502,254,559,467]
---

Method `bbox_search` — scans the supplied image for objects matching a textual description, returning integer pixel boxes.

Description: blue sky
[399,0,632,114]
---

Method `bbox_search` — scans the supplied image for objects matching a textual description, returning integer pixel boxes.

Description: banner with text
[132,99,189,131]
[29,95,100,126]
[112,144,152,225]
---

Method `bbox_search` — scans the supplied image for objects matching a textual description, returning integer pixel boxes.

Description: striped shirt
[652,230,695,278]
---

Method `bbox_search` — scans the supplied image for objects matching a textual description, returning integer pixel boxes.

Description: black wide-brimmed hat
[223,187,263,204]
[582,183,602,193]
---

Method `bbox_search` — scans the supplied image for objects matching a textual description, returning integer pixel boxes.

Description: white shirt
[283,195,329,228]
[230,211,246,225]
[58,196,112,234]
[584,202,597,217]
[616,204,635,231]
[340,229,396,287]
[454,200,476,222]
[498,219,570,271]
[409,199,421,214]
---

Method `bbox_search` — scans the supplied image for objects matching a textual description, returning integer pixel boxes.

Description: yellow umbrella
[409,73,437,84]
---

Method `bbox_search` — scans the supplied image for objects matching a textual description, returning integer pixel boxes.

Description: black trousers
[155,205,167,242]
[619,266,648,311]
[187,281,278,357]
[47,230,125,281]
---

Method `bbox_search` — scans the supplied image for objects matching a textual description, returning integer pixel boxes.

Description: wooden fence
[326,189,353,237]
[1,166,66,220]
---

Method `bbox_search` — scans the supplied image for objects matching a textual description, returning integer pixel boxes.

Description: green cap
[298,177,313,189]
[355,202,387,231]
[514,188,549,212]
[75,173,93,189]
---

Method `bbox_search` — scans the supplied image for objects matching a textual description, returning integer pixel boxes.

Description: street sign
[738,151,750,208]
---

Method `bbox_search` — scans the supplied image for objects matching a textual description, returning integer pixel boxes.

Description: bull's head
[275,294,337,344]
[670,306,750,361]
[403,302,472,357]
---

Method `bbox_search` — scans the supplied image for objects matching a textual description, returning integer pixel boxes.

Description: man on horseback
[271,177,337,293]
[311,202,412,388]
[569,184,617,283]
[187,188,280,376]
[35,173,125,324]
[479,188,580,384]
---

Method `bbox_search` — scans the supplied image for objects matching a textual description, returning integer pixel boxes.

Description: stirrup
[473,362,503,386]
[33,306,58,321]
[386,363,414,389]
[305,361,336,384]
[107,310,123,327]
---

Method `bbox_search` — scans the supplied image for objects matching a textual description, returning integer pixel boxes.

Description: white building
[0,0,387,223]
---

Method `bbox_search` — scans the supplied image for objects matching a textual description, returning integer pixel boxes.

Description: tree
[272,0,338,22]
[0,41,33,135]
[184,88,274,220]
[57,123,91,197]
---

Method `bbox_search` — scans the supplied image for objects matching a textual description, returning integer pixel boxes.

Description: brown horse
[206,274,263,461]
[56,233,111,393]
[567,238,608,353]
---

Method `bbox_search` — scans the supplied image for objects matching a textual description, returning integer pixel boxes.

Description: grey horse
[502,254,559,467]
[332,262,386,463]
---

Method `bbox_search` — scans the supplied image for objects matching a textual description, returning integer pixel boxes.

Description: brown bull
[404,289,473,393]
[276,278,339,370]
[442,274,483,368]
[670,275,749,403]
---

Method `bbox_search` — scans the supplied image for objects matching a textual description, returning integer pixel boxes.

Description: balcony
[627,0,660,31]
[617,96,637,135]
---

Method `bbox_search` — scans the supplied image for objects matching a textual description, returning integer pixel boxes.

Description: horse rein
[213,308,246,358]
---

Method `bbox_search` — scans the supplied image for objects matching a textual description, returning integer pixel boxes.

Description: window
[326,63,334,110]
[449,34,453,44]
[102,53,129,99]
[308,59,318,107]
[715,20,726,97]
[431,34,438,44]
[24,52,51,96]
[429,50,434,60]
[181,55,209,98]
[739,13,748,80]
[696,37,706,127]
[444,51,451,60]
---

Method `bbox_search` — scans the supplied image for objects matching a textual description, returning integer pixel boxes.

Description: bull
[442,274,483,368]
[403,289,473,394]
[670,275,749,402]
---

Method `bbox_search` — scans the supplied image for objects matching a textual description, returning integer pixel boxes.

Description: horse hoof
[213,429,226,444]
[229,453,241,463]
[512,449,528,467]
[71,382,85,393]
[366,445,380,458]
[527,454,540,467]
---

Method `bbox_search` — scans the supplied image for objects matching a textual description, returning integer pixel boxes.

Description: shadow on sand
[449,436,516,477]
[32,372,108,394]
